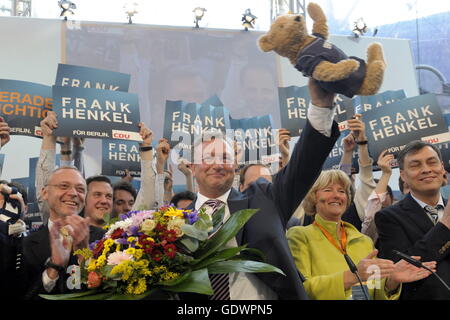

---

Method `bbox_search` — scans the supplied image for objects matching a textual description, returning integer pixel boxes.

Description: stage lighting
[193,7,206,28]
[242,8,257,31]
[352,18,368,38]
[58,0,76,20]
[124,1,138,24]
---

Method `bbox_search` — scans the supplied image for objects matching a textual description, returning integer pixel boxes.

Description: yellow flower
[164,207,185,219]
[125,247,136,256]
[133,249,144,260]
[127,237,136,243]
[161,271,180,282]
[73,248,93,260]
[96,255,107,268]
[87,258,97,272]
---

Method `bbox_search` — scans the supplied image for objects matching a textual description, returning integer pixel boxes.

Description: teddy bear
[258,2,386,98]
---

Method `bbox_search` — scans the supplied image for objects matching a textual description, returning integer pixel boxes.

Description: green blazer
[287,214,401,300]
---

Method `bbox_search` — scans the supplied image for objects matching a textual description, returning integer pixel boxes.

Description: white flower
[107,251,133,265]
[167,218,185,237]
[141,219,156,234]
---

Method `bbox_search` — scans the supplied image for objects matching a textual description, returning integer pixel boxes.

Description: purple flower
[184,210,199,224]
[116,238,128,245]
[130,225,140,236]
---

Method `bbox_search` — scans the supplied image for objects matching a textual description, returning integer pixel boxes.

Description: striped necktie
[424,205,442,224]
[202,199,230,300]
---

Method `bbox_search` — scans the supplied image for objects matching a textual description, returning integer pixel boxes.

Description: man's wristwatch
[44,257,65,273]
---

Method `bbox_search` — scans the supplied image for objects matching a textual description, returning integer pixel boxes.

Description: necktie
[201,199,230,300]
[203,199,224,213]
[424,205,442,224]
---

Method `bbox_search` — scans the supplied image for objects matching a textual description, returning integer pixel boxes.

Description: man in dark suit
[187,79,340,300]
[21,166,104,299]
[375,141,450,300]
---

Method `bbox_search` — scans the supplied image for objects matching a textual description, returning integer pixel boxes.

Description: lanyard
[313,220,347,255]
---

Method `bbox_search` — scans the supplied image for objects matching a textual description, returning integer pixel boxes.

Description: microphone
[344,253,370,300]
[392,250,450,293]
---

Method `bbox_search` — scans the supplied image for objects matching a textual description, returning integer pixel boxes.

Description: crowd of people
[0,79,449,300]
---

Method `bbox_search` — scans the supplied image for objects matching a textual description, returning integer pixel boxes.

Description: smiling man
[375,141,450,300]
[184,79,340,300]
[21,167,105,299]
[84,175,113,227]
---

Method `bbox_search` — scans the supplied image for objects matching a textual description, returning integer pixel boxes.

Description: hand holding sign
[347,114,367,143]
[40,111,58,136]
[377,150,394,175]
[342,133,356,152]
[156,138,170,174]
[138,122,153,148]
[0,117,11,147]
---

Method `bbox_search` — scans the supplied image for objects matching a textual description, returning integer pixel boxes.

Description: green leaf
[179,236,199,252]
[191,245,248,269]
[207,260,285,276]
[211,206,225,231]
[40,289,115,300]
[193,211,213,232]
[195,209,259,261]
[163,268,213,295]
[106,288,165,300]
[238,247,266,262]
[39,289,100,300]
[181,224,208,241]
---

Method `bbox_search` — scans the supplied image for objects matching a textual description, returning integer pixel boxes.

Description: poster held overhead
[55,63,131,92]
[52,85,142,142]
[0,79,52,138]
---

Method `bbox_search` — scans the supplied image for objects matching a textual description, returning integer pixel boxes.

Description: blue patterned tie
[202,199,230,300]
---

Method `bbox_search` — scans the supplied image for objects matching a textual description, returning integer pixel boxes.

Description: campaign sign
[365,93,450,162]
[278,85,310,137]
[55,64,131,92]
[164,99,231,161]
[0,79,52,137]
[278,86,356,135]
[52,86,142,141]
[354,90,406,115]
[231,115,276,164]
[102,139,141,177]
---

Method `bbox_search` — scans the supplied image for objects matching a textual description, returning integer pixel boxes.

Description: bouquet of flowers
[40,205,283,300]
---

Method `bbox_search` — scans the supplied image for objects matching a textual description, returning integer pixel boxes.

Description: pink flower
[107,251,133,265]
[87,272,102,288]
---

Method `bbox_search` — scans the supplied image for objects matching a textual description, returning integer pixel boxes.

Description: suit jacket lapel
[29,227,51,265]
[227,188,249,246]
[402,193,434,233]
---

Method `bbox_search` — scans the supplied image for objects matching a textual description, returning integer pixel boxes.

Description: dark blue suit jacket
[375,193,450,300]
[189,120,340,299]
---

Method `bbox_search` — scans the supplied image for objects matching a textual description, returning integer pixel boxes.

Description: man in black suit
[375,141,450,300]
[187,79,340,299]
[21,166,104,299]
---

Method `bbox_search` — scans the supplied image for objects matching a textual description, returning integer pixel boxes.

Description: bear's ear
[258,35,274,52]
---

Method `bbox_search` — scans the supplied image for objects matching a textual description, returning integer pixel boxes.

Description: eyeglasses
[47,182,86,194]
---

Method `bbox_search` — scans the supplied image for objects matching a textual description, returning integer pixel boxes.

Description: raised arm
[35,112,58,220]
[271,79,339,223]
[132,123,156,210]
[361,150,394,241]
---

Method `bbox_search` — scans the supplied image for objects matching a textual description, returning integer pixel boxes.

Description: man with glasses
[21,166,105,299]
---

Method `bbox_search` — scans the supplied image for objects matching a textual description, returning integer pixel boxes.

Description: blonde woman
[287,170,436,300]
